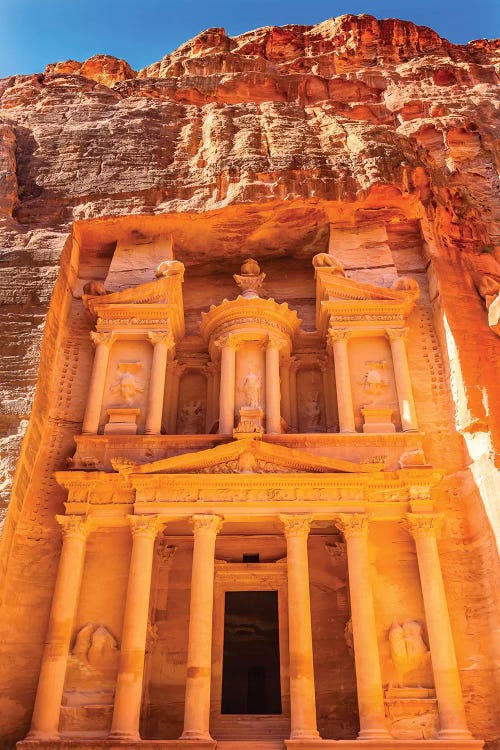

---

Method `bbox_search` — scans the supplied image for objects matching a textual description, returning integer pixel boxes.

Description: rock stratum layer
[0,13,499,748]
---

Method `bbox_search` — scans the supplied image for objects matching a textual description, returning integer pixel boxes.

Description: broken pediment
[82,269,185,340]
[314,262,419,335]
[111,438,381,475]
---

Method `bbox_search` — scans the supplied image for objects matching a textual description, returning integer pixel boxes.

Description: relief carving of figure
[111,363,143,405]
[362,361,388,397]
[178,400,203,434]
[241,371,262,408]
[71,622,119,672]
[303,392,321,431]
[389,620,431,687]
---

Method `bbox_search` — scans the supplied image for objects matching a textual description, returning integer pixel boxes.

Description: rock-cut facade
[0,14,498,750]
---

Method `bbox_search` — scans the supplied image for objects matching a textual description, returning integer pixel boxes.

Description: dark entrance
[221,590,282,714]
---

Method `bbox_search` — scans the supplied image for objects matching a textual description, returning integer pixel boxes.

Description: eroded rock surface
[0,14,499,749]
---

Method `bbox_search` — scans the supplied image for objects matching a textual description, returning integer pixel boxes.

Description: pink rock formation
[0,14,498,748]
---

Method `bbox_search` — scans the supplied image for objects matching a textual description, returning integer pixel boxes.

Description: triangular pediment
[112,438,381,475]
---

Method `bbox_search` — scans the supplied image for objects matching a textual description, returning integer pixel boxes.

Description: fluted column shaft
[329,329,356,433]
[28,516,89,739]
[145,332,173,435]
[110,515,161,739]
[280,515,320,740]
[266,338,282,434]
[181,515,223,740]
[405,514,471,739]
[82,332,114,434]
[335,514,390,740]
[387,328,418,431]
[218,343,236,434]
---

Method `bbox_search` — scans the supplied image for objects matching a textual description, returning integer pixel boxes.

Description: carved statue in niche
[389,620,432,687]
[362,361,388,399]
[178,400,204,434]
[111,362,143,405]
[241,370,262,408]
[303,391,322,431]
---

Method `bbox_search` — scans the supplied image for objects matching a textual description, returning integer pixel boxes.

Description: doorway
[221,590,282,715]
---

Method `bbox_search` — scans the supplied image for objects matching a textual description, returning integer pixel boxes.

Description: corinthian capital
[56,514,90,540]
[191,514,223,536]
[386,327,408,343]
[403,513,443,539]
[148,329,174,347]
[128,514,162,539]
[334,513,369,539]
[90,331,115,348]
[328,327,351,343]
[280,514,313,539]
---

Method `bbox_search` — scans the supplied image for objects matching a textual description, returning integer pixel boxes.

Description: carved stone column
[280,354,292,427]
[145,331,173,435]
[82,332,114,434]
[110,515,162,740]
[334,514,390,740]
[289,357,299,432]
[387,328,418,432]
[165,361,185,434]
[28,516,90,739]
[204,361,219,433]
[280,515,320,740]
[181,515,223,740]
[319,356,337,432]
[405,514,472,739]
[266,336,282,434]
[329,328,356,433]
[218,338,236,434]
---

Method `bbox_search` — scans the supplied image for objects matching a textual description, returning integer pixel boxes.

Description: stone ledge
[17,739,485,750]
[285,741,484,750]
[17,741,216,750]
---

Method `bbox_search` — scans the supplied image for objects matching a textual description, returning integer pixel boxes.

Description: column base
[180,731,214,741]
[23,732,60,742]
[357,729,393,740]
[107,730,141,740]
[289,731,322,740]
[438,729,474,740]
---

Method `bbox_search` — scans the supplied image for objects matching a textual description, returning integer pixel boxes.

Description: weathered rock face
[0,13,499,749]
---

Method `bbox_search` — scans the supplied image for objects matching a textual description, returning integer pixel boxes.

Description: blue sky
[0,0,498,78]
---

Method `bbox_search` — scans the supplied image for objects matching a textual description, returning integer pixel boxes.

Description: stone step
[216,742,285,750]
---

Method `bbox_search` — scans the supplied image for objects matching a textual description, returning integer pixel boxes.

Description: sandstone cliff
[0,14,499,747]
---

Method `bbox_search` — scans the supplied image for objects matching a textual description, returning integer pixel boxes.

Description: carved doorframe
[210,560,290,738]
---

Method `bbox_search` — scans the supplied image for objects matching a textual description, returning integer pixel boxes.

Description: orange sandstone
[0,14,498,750]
